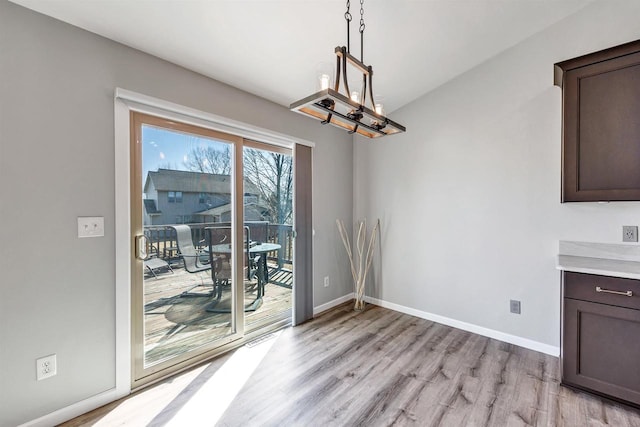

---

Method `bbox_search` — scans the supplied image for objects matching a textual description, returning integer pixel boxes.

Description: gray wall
[0,2,353,425]
[354,0,640,349]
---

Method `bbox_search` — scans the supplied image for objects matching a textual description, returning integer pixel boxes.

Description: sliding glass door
[129,112,299,388]
[243,141,294,331]
[131,112,246,387]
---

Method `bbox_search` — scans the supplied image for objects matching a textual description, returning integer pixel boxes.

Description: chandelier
[289,0,406,138]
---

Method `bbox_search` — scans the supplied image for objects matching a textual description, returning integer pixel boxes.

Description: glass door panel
[131,112,244,386]
[243,142,293,331]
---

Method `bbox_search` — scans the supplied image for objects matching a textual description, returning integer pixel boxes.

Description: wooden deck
[143,262,292,366]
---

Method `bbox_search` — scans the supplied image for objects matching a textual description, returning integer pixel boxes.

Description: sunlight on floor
[94,364,210,426]
[166,331,281,426]
[93,331,280,426]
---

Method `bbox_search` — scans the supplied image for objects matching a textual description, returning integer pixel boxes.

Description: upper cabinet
[555,40,640,202]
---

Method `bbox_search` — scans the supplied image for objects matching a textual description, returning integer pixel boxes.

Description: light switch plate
[78,217,104,238]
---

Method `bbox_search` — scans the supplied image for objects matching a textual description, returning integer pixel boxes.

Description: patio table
[205,239,281,313]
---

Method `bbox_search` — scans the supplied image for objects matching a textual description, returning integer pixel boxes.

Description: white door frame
[114,88,313,395]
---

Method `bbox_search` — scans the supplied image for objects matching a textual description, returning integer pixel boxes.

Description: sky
[142,125,230,181]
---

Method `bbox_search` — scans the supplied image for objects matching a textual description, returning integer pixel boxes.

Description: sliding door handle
[135,235,148,260]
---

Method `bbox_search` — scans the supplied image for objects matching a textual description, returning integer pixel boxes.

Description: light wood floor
[61,303,640,426]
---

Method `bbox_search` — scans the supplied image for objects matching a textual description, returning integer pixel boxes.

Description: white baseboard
[314,293,354,316]
[365,296,559,357]
[20,387,126,427]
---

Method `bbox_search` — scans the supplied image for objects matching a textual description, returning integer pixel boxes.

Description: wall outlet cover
[510,299,521,315]
[36,354,57,381]
[623,225,638,242]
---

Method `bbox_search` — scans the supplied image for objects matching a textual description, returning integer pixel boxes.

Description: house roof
[143,199,161,215]
[144,169,259,195]
[195,202,269,219]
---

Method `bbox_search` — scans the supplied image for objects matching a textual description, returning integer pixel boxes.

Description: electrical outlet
[77,216,104,238]
[510,300,521,315]
[36,354,57,381]
[324,276,330,287]
[623,225,638,242]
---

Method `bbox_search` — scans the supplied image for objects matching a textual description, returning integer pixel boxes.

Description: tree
[183,144,231,175]
[243,148,293,225]
[184,145,293,225]
[158,161,179,170]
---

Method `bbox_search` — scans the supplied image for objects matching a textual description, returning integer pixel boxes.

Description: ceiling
[11,0,592,113]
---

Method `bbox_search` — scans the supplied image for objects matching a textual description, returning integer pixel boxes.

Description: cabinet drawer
[564,271,640,310]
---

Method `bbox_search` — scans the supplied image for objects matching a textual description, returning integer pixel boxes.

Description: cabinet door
[563,298,640,406]
[558,41,640,202]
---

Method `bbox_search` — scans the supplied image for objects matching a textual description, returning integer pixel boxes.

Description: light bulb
[315,62,333,92]
[375,103,384,115]
[319,74,331,90]
[351,91,361,103]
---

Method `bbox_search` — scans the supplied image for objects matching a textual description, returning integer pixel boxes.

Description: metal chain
[359,0,365,62]
[345,0,352,53]
[359,0,365,34]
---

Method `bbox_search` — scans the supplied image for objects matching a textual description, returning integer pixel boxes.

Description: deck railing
[144,222,293,268]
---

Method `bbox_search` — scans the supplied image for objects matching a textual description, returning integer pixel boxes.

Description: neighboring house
[143,168,268,225]
[194,201,271,223]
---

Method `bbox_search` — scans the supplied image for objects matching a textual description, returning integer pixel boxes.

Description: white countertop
[557,241,640,280]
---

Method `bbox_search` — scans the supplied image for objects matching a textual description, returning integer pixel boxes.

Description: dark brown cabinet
[562,271,640,407]
[555,40,640,202]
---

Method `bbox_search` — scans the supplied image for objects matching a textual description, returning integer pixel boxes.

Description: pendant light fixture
[289,0,406,138]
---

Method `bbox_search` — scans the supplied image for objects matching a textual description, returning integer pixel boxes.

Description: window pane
[140,121,235,367]
[243,145,293,331]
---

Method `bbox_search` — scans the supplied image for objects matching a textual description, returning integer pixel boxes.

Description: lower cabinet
[562,271,640,407]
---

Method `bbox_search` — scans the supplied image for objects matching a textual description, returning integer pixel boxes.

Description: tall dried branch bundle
[336,218,379,311]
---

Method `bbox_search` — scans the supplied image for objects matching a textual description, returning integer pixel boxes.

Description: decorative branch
[337,218,380,311]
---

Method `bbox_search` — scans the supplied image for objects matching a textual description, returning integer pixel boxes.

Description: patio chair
[172,225,211,273]
[171,224,213,297]
[245,221,269,244]
[143,243,174,279]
